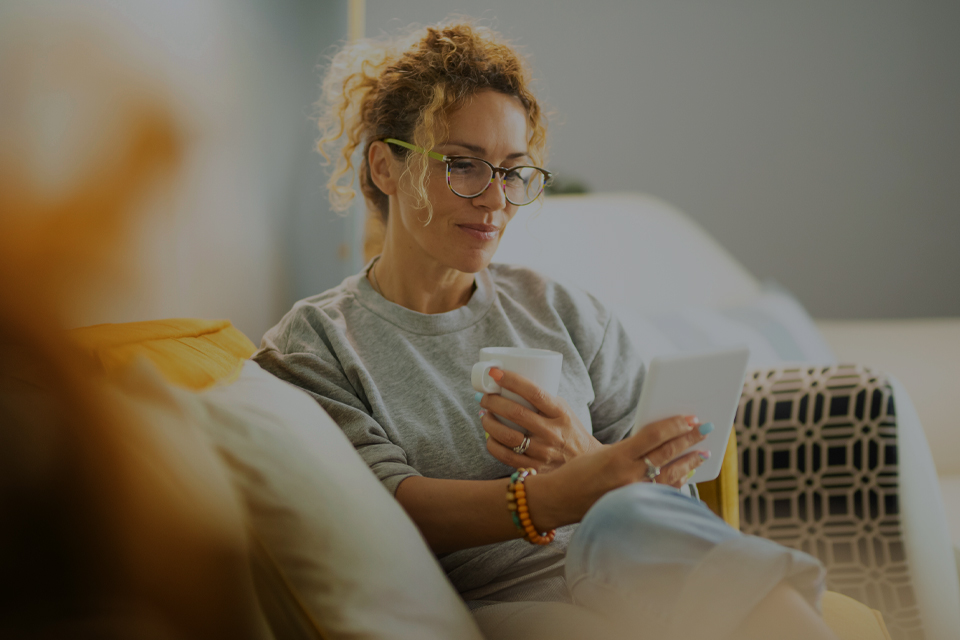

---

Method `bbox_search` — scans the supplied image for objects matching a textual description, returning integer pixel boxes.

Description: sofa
[65,192,959,639]
[495,192,960,640]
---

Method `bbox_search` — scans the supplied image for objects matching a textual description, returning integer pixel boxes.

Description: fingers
[623,415,698,459]
[658,450,710,488]
[486,433,535,469]
[480,410,529,451]
[479,392,551,438]
[481,413,537,469]
[643,422,709,469]
[486,368,560,417]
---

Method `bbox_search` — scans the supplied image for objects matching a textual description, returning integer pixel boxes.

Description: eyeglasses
[384,138,552,206]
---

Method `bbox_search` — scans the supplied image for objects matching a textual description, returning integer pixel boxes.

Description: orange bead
[507,472,553,546]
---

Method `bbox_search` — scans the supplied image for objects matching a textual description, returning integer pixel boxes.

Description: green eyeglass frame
[383,138,552,206]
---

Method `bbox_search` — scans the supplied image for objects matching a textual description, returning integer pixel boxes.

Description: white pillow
[491,192,834,367]
[494,192,761,314]
[623,282,838,368]
[194,361,484,640]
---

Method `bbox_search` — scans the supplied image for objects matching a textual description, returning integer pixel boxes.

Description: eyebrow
[443,141,530,161]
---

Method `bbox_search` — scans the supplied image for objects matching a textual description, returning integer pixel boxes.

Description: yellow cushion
[695,429,740,530]
[70,318,256,390]
[822,591,891,640]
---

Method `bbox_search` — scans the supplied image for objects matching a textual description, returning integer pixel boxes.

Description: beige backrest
[493,192,760,316]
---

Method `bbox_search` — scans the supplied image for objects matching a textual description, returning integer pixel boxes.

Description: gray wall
[366,1,960,319]
[252,0,360,307]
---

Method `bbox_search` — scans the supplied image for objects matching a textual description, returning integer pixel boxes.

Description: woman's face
[390,89,532,274]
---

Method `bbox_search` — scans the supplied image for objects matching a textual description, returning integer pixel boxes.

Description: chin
[449,247,497,274]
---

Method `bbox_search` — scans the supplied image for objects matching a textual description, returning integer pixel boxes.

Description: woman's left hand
[478,367,602,472]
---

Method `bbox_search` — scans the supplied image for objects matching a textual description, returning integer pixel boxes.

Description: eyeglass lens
[447,158,545,205]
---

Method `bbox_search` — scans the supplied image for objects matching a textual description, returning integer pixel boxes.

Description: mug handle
[471,359,503,394]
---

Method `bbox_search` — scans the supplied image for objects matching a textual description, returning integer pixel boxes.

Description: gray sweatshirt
[253,262,645,602]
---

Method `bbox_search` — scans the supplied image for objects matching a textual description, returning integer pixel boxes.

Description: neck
[371,235,476,315]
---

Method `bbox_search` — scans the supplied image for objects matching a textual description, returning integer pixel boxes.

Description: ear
[368,141,399,196]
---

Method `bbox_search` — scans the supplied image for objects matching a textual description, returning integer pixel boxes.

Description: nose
[473,171,508,211]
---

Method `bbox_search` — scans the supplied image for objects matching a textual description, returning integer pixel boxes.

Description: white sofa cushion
[938,475,960,604]
[494,192,761,317]
[495,193,833,368]
[888,375,960,639]
[194,361,484,640]
[632,281,837,367]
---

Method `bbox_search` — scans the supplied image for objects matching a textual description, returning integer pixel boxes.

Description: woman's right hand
[524,415,711,530]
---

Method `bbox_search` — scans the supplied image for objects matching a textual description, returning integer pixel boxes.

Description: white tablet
[628,346,750,485]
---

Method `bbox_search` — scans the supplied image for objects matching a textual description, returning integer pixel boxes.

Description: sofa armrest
[816,318,960,476]
[735,364,960,640]
[694,430,739,530]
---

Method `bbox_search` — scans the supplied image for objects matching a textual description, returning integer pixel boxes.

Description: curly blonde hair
[316,21,547,224]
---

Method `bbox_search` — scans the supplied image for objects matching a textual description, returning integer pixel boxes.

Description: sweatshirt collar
[348,259,494,335]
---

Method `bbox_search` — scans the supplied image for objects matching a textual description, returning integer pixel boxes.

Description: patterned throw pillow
[735,364,920,639]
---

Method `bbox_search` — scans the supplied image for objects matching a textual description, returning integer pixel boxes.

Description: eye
[503,168,530,186]
[449,159,482,176]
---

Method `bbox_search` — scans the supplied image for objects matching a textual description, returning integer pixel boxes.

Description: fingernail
[698,450,711,461]
[475,392,484,402]
[489,368,504,382]
[479,409,487,417]
[485,432,490,440]
[685,469,697,480]
[698,422,714,436]
[685,415,701,427]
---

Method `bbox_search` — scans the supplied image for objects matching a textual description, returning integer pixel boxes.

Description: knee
[571,482,740,563]
[588,483,716,535]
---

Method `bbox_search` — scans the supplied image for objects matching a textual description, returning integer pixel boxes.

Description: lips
[457,223,500,241]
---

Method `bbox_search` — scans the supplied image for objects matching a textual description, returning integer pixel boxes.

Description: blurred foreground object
[0,21,268,640]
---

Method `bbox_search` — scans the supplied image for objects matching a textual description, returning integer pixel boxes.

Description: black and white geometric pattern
[736,364,922,640]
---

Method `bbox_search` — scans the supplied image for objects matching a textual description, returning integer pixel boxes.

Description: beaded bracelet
[506,467,556,545]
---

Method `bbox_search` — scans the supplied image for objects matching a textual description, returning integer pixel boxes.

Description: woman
[254,22,837,640]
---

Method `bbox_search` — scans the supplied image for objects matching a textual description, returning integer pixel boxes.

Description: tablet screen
[629,346,749,485]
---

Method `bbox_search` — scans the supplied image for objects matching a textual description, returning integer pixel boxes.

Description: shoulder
[258,277,360,356]
[487,262,612,333]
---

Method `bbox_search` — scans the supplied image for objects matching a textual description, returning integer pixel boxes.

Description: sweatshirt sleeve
[538,274,646,446]
[586,312,646,445]
[252,310,421,495]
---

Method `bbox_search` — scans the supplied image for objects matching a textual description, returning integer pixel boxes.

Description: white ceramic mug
[471,347,563,433]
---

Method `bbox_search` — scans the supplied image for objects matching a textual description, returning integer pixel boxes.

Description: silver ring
[513,436,531,455]
[644,457,661,483]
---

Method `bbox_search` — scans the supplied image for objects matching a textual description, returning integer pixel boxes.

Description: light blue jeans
[564,482,826,640]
